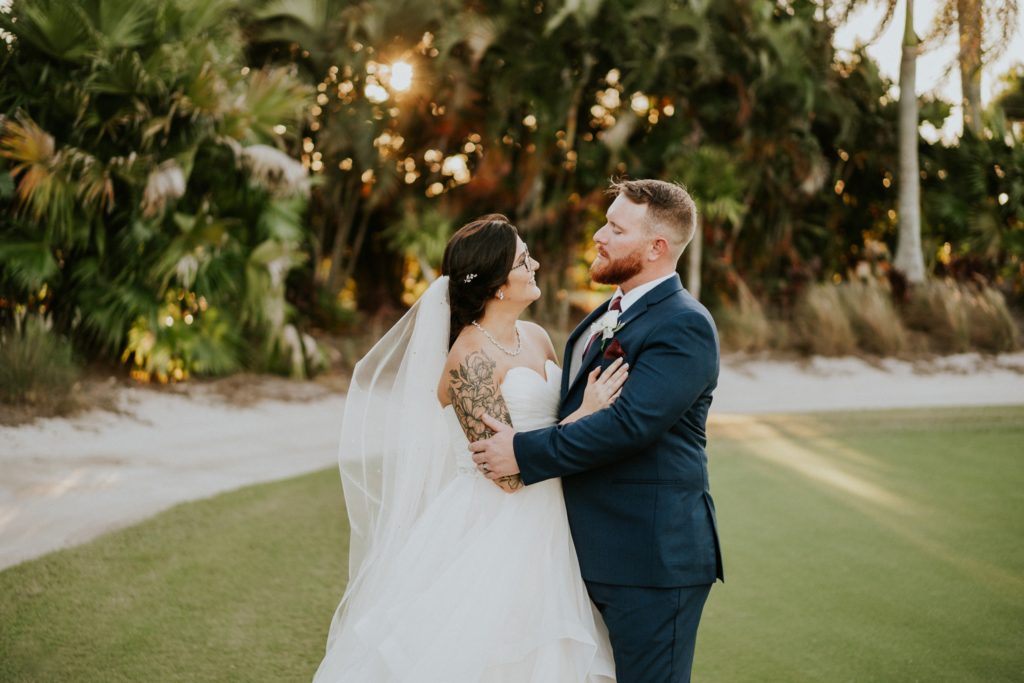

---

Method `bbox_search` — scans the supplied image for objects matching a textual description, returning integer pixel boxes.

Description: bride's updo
[441,214,519,348]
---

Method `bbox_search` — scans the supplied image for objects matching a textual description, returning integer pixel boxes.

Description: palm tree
[924,0,1019,136]
[957,0,986,135]
[828,0,926,283]
[893,0,926,282]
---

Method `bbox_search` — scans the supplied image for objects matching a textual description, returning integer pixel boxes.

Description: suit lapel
[561,300,611,398]
[568,332,608,395]
[566,275,685,396]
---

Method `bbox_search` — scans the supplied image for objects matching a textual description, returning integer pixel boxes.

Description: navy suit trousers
[586,581,712,683]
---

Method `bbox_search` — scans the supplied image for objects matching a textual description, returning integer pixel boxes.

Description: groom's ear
[649,235,670,260]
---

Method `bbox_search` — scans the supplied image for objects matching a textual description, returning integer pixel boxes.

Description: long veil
[322,275,454,651]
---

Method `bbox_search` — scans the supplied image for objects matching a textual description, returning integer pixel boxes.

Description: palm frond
[257,196,307,242]
[72,261,157,353]
[0,241,58,291]
[141,160,186,218]
[0,115,76,231]
[238,143,310,197]
[92,0,154,50]
[63,147,115,214]
[14,0,94,62]
[229,67,313,142]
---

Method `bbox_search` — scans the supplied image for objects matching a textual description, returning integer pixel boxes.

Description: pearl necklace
[471,320,522,356]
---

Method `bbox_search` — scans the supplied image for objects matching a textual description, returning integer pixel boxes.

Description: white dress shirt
[569,273,677,380]
[611,273,677,313]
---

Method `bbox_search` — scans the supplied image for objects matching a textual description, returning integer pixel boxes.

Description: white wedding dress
[313,359,615,682]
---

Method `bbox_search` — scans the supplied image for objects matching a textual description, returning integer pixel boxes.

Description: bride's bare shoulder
[519,320,558,363]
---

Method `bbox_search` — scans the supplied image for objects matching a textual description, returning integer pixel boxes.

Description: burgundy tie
[583,295,622,359]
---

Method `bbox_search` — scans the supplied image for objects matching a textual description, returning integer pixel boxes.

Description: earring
[497,290,505,300]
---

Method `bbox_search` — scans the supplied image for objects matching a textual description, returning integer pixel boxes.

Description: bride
[313,214,627,682]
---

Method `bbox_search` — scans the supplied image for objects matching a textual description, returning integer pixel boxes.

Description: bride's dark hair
[441,214,519,348]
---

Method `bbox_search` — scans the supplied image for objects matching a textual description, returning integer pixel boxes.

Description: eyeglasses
[512,249,532,271]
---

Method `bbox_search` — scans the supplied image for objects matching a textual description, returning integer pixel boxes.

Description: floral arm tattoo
[448,350,523,491]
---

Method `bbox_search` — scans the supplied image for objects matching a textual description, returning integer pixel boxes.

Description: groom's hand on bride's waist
[470,414,520,481]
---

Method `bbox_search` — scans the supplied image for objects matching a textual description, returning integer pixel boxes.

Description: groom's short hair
[608,179,697,254]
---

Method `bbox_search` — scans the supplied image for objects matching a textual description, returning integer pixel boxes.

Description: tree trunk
[337,210,372,291]
[957,0,984,136]
[353,230,404,313]
[323,177,358,293]
[894,0,926,284]
[686,215,703,300]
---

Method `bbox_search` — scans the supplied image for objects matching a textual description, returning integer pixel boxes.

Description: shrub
[121,299,242,384]
[792,283,858,356]
[0,0,313,384]
[788,276,908,356]
[0,312,80,412]
[715,280,773,353]
[903,279,972,352]
[836,277,908,355]
[965,285,1020,352]
[902,279,1020,353]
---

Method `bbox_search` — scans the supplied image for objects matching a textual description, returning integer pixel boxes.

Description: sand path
[1,353,1022,570]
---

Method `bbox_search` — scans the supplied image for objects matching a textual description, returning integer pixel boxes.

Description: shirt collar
[614,273,676,312]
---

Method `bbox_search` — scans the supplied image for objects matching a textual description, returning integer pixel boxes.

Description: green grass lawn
[1,406,1022,682]
[0,471,349,682]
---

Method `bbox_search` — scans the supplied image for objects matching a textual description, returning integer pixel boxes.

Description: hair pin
[462,273,478,283]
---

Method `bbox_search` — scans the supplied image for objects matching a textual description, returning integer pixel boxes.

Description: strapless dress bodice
[446,360,561,476]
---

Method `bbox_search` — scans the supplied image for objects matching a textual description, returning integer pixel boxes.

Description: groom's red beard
[590,249,644,285]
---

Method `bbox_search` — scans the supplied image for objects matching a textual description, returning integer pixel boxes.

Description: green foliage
[993,65,1024,121]
[121,294,243,383]
[0,240,58,291]
[230,0,1024,349]
[242,0,463,300]
[3,0,1021,365]
[242,0,1022,326]
[0,0,317,381]
[385,204,456,281]
[0,311,80,411]
[922,116,1024,295]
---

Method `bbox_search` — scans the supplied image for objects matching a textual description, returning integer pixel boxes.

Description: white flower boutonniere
[589,309,624,349]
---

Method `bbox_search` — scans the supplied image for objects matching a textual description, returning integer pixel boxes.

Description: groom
[470,178,723,683]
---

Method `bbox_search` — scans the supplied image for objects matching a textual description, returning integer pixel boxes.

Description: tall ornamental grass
[904,279,1019,353]
[785,275,1019,357]
[0,312,80,413]
[835,277,908,355]
[792,284,858,356]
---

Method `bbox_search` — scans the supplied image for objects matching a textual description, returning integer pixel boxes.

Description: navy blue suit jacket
[514,275,724,588]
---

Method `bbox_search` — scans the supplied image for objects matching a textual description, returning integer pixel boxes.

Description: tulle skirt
[313,474,616,682]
